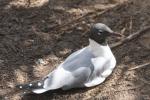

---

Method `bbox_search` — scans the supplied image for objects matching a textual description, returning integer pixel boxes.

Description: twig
[121,27,126,35]
[129,16,133,33]
[111,26,150,48]
[128,62,150,70]
[114,85,143,92]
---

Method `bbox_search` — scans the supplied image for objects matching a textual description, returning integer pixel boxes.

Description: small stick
[129,16,133,33]
[114,85,143,92]
[111,26,150,48]
[128,62,150,70]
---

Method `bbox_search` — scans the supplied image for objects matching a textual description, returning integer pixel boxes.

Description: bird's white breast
[88,39,114,58]
[84,39,116,87]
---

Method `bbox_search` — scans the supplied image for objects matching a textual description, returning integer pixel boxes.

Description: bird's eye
[97,30,103,35]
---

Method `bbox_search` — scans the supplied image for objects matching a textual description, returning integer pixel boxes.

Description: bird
[16,23,122,94]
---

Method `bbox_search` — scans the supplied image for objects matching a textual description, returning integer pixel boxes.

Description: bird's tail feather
[16,72,60,94]
[32,88,48,94]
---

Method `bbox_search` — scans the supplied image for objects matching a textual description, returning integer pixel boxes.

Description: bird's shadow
[21,86,97,100]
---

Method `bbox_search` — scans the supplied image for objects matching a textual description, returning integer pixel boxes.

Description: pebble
[36,59,45,65]
[124,56,131,62]
[76,26,83,31]
[87,24,91,27]
[81,21,86,24]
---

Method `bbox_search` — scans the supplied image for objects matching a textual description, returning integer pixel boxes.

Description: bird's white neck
[88,39,113,57]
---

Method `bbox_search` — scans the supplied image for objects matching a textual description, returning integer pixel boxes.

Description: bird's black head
[89,23,121,45]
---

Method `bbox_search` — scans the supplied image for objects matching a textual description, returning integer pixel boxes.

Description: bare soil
[0,0,150,100]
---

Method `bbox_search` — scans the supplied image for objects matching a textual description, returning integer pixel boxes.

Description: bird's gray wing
[41,47,95,91]
[84,57,108,87]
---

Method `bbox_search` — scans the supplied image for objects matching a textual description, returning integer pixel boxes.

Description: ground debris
[0,0,150,100]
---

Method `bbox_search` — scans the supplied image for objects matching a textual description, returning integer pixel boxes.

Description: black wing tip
[15,81,44,90]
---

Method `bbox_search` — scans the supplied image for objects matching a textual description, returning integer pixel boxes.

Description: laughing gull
[17,23,122,94]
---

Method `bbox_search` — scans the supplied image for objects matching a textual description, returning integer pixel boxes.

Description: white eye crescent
[97,30,103,35]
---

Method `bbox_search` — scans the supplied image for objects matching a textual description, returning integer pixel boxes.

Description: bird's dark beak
[110,32,123,37]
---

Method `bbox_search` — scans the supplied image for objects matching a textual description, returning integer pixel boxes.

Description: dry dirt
[0,0,150,100]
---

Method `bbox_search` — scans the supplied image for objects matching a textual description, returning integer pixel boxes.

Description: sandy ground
[0,0,150,100]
